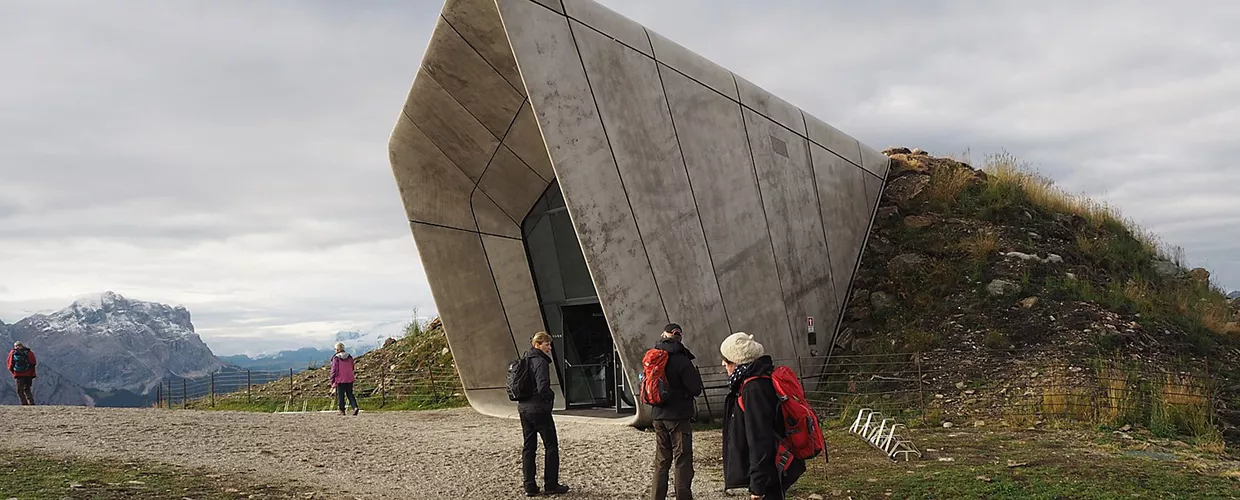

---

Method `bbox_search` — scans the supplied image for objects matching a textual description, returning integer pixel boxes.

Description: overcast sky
[1,0,1237,356]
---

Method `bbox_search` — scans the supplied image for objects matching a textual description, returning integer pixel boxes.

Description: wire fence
[152,349,1237,442]
[152,364,465,413]
[694,351,1237,442]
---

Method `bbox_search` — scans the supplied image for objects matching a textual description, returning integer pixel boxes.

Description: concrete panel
[472,189,522,238]
[503,101,555,182]
[530,0,564,14]
[498,0,667,404]
[572,22,728,339]
[403,69,500,181]
[811,144,871,321]
[422,17,525,138]
[482,235,547,346]
[441,0,526,95]
[804,112,862,168]
[389,114,478,231]
[647,30,738,101]
[659,65,790,346]
[859,142,891,179]
[409,222,518,390]
[863,173,885,221]
[477,145,549,222]
[735,75,807,136]
[744,109,839,359]
[562,0,653,57]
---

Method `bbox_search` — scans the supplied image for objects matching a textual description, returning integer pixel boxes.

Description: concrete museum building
[389,0,889,424]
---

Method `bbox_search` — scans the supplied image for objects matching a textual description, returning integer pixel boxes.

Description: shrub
[959,229,999,264]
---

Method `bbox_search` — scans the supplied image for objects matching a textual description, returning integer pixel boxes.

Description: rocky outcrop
[4,292,224,394]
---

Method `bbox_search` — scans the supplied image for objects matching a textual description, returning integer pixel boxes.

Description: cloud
[1,0,1237,355]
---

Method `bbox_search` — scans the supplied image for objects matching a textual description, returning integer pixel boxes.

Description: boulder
[871,291,897,312]
[883,147,913,155]
[987,279,1021,297]
[1189,268,1210,282]
[875,206,900,222]
[885,174,931,205]
[888,253,929,274]
[1152,260,1181,278]
[904,215,935,228]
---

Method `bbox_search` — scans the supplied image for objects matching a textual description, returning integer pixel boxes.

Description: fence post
[695,364,713,421]
[426,364,438,403]
[209,372,215,408]
[289,368,295,407]
[381,364,388,408]
[247,370,252,403]
[182,379,187,409]
[156,383,162,408]
[916,352,926,425]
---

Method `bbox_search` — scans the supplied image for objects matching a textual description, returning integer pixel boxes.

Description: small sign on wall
[807,316,816,346]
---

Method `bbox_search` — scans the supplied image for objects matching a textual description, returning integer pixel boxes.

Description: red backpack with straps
[739,365,827,468]
[639,348,671,405]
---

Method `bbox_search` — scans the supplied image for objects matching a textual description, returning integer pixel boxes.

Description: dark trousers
[650,419,694,500]
[335,383,357,412]
[15,377,34,406]
[768,458,807,500]
[519,410,560,491]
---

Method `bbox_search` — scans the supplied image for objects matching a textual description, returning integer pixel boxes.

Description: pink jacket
[329,353,355,387]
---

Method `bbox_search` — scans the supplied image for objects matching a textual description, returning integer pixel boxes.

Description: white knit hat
[720,332,764,365]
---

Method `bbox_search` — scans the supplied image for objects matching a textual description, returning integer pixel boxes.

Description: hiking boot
[544,484,569,495]
[352,408,359,416]
[524,485,540,497]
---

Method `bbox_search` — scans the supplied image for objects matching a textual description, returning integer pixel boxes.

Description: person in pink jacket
[329,342,358,415]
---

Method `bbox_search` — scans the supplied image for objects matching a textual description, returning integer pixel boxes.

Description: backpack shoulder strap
[736,375,771,412]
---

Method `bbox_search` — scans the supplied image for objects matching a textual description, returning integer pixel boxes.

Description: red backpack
[739,365,827,467]
[639,349,670,405]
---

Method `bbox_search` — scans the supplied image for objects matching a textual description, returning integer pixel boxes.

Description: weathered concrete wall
[390,0,889,425]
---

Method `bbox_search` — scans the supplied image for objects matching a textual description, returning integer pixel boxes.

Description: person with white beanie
[718,332,805,500]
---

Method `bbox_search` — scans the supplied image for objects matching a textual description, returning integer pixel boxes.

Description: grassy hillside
[830,148,1239,449]
[188,318,465,412]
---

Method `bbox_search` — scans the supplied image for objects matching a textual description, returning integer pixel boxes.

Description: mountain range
[219,321,409,372]
[1,291,224,406]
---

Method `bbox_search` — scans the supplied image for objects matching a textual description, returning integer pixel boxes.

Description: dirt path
[1,406,738,499]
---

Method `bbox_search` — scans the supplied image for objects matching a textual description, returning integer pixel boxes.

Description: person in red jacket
[8,341,37,405]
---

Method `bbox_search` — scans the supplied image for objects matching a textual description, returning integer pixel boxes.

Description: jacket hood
[655,337,695,360]
[334,352,352,360]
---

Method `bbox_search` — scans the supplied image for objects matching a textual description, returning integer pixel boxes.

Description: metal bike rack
[849,408,923,461]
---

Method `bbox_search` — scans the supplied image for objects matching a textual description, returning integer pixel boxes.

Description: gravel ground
[0,406,742,499]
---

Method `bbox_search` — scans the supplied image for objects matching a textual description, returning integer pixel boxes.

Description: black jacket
[649,337,704,421]
[721,355,786,497]
[517,347,555,414]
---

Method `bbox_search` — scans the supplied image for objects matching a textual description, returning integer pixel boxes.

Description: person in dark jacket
[648,323,704,500]
[7,341,36,406]
[517,331,570,497]
[719,332,805,500]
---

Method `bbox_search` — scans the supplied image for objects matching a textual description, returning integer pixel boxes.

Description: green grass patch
[797,428,1240,499]
[0,450,312,499]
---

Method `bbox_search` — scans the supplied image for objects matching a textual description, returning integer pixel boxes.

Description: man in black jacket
[648,323,704,500]
[517,332,570,497]
[719,332,805,500]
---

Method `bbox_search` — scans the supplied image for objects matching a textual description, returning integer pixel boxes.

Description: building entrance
[522,181,634,413]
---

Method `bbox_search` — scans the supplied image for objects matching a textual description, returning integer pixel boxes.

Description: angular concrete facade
[390,0,889,425]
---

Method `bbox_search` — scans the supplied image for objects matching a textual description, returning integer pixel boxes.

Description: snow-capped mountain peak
[6,292,222,393]
[44,291,194,338]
